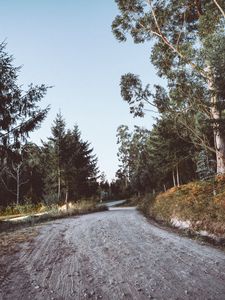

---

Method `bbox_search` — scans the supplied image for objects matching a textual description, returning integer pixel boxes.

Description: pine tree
[0,42,49,160]
[49,112,66,202]
[62,125,98,200]
[0,42,49,205]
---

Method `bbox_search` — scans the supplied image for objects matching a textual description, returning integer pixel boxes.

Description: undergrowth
[138,176,225,236]
[0,200,108,233]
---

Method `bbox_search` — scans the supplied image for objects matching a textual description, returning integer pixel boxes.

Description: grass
[0,203,47,217]
[138,176,225,237]
[0,200,108,233]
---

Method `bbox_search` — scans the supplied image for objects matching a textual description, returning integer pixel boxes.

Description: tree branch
[0,177,16,195]
[145,0,209,79]
[213,0,225,18]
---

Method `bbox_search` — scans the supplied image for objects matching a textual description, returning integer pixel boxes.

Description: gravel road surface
[0,207,225,300]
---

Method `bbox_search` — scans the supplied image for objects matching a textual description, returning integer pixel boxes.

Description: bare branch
[143,108,158,114]
[0,177,16,195]
[213,0,225,18]
[176,12,186,48]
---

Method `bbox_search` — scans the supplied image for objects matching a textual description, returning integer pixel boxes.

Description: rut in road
[0,207,225,300]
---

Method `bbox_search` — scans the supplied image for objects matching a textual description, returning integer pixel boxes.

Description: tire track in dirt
[0,208,225,300]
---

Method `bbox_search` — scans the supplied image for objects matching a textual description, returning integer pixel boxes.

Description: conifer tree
[0,42,49,160]
[0,42,49,205]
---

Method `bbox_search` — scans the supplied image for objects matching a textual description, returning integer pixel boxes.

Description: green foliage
[120,74,151,117]
[116,116,197,195]
[0,43,49,206]
[0,42,50,160]
[41,114,99,203]
[113,0,225,175]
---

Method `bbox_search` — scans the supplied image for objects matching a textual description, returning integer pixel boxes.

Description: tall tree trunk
[211,105,225,174]
[172,170,176,187]
[30,170,33,200]
[57,167,61,202]
[65,186,68,212]
[208,67,225,174]
[176,165,180,187]
[16,164,21,205]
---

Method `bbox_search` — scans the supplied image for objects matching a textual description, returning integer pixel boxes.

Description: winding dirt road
[1,207,225,300]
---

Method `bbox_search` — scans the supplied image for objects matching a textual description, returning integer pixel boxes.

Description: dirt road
[0,207,225,300]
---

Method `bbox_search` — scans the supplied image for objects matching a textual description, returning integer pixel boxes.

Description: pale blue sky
[0,0,164,180]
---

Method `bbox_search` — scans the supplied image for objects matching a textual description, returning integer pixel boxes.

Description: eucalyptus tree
[127,126,153,194]
[112,0,225,173]
[116,125,132,187]
[148,116,197,188]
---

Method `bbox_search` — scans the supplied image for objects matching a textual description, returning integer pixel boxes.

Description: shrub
[142,176,225,236]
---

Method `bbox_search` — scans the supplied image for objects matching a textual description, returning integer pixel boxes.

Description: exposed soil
[0,207,225,300]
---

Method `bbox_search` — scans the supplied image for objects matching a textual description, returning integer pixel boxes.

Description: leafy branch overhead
[113,0,225,174]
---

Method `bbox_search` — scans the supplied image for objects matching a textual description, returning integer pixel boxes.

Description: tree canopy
[113,0,225,174]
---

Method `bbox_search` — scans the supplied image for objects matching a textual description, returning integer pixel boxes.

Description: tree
[115,117,199,195]
[99,172,110,201]
[41,119,99,204]
[49,112,66,202]
[0,42,49,160]
[22,143,44,204]
[63,125,98,200]
[0,149,29,205]
[116,125,132,187]
[0,42,49,205]
[112,0,225,174]
[116,125,153,195]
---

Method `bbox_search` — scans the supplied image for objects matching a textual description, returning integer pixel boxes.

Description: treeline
[116,119,213,196]
[113,0,225,194]
[0,115,100,207]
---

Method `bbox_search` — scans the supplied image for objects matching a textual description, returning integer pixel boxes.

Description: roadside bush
[148,176,225,235]
[0,203,44,216]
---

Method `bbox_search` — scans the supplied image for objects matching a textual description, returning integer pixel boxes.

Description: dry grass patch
[139,177,225,237]
[0,200,108,233]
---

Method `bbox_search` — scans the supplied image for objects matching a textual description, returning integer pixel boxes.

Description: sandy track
[0,208,225,300]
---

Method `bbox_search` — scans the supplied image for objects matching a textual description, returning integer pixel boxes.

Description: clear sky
[0,0,164,181]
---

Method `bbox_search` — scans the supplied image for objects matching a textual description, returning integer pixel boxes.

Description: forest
[0,42,120,211]
[1,0,225,215]
[1,2,225,299]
